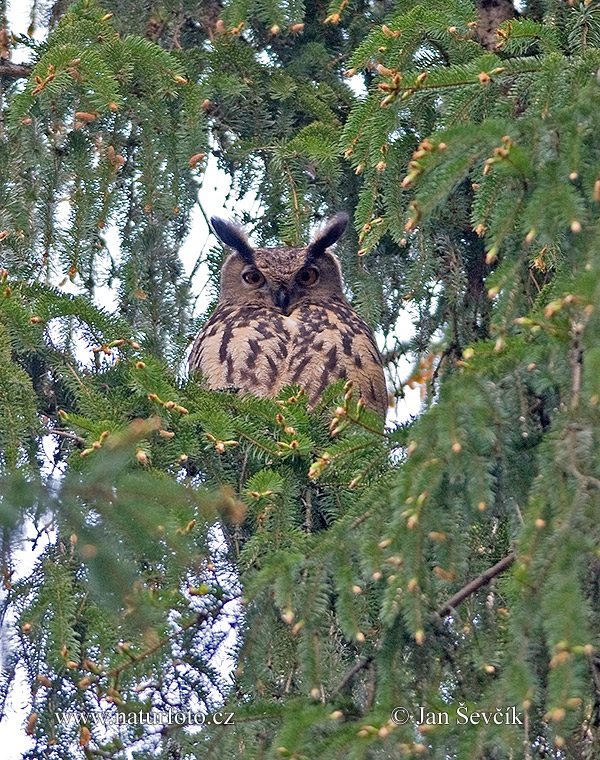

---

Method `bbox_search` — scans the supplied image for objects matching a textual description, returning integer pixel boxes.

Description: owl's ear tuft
[305,212,349,264]
[210,217,255,265]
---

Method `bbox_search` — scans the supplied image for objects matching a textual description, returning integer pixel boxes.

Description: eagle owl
[189,213,387,419]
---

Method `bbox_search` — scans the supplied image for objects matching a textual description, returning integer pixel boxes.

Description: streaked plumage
[189,213,387,418]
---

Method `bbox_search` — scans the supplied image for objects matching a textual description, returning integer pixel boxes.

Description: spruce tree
[1,0,600,758]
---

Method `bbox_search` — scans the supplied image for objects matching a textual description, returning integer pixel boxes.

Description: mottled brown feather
[189,216,388,419]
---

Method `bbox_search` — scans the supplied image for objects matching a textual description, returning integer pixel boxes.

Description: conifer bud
[376,64,394,77]
[282,608,294,624]
[373,571,382,580]
[381,25,400,37]
[415,629,424,645]
[428,531,447,541]
[189,152,206,168]
[485,247,498,264]
[74,112,97,123]
[355,631,365,642]
[26,712,38,735]
[37,675,53,688]
[290,23,304,33]
[570,219,582,233]
[407,514,418,529]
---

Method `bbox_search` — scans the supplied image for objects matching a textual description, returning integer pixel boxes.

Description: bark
[476,0,516,51]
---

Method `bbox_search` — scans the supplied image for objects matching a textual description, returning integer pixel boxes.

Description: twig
[332,655,374,695]
[570,323,584,411]
[104,598,234,680]
[436,552,515,617]
[48,428,85,445]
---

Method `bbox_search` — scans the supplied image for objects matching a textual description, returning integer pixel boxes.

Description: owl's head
[210,213,349,314]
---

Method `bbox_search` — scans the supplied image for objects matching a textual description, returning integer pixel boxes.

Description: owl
[189,213,387,419]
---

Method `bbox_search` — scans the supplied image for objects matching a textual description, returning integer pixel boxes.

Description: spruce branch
[332,654,374,695]
[436,552,516,617]
[47,428,85,445]
[103,598,236,682]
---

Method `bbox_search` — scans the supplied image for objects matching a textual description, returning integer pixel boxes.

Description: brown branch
[332,655,374,695]
[436,552,515,617]
[0,60,32,80]
[48,428,86,445]
[103,598,235,681]
[570,324,583,411]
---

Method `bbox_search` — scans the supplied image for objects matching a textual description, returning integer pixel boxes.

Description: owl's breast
[189,304,297,397]
[285,301,387,418]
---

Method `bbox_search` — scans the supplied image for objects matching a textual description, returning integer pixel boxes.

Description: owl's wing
[189,305,294,396]
[286,302,388,419]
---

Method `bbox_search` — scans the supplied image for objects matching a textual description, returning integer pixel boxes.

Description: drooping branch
[332,654,374,695]
[436,552,516,617]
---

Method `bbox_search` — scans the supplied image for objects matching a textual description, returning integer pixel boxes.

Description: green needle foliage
[2,0,600,758]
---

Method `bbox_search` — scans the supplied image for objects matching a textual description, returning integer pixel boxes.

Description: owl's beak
[272,285,291,314]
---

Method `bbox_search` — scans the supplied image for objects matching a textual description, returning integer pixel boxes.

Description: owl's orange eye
[297,267,319,286]
[242,269,265,286]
